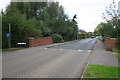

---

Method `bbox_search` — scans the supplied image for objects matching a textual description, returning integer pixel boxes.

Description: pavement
[2,38,96,78]
[89,40,120,67]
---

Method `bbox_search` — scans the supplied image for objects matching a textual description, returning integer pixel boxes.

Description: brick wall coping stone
[109,38,116,40]
[104,37,116,40]
[29,37,51,39]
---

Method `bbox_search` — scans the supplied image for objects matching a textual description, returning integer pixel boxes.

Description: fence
[29,37,53,47]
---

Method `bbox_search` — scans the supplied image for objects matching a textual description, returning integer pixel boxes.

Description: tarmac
[2,39,91,78]
[89,40,120,67]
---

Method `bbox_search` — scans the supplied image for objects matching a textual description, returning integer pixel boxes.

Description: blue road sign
[6,33,10,37]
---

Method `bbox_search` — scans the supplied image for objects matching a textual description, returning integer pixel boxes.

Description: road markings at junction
[44,48,47,49]
[78,50,83,51]
[88,50,92,53]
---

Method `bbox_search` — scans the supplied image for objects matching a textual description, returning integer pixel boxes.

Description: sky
[0,0,120,32]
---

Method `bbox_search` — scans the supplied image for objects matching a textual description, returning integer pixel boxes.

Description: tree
[2,3,42,48]
[2,1,79,48]
[0,13,2,49]
[96,0,120,49]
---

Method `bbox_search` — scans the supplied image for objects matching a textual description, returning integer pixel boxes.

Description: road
[2,38,96,78]
[53,38,96,50]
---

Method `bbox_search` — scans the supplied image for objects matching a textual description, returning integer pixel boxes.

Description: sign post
[9,23,11,48]
[6,23,11,48]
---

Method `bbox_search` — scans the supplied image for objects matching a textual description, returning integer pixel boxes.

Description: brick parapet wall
[29,37,53,47]
[104,38,116,50]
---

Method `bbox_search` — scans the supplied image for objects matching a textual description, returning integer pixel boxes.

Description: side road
[89,40,120,67]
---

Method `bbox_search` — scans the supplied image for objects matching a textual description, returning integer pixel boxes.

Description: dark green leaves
[2,2,78,48]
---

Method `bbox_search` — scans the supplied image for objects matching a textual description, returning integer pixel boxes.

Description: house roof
[78,29,86,34]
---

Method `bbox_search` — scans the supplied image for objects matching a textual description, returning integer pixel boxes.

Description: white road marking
[78,50,83,51]
[44,48,47,49]
[88,50,92,53]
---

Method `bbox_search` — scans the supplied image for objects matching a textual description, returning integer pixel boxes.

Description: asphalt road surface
[2,38,96,78]
[53,38,96,50]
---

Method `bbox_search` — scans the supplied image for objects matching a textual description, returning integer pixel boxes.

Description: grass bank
[113,48,120,61]
[83,65,119,78]
[1,47,25,52]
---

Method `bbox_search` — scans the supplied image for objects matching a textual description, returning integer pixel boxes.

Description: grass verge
[98,38,103,41]
[113,48,120,61]
[83,65,119,78]
[0,47,25,52]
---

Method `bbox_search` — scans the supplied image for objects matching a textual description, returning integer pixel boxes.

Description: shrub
[115,39,120,49]
[78,33,87,39]
[51,34,64,43]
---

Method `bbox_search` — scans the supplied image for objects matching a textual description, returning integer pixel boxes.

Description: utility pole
[8,23,11,48]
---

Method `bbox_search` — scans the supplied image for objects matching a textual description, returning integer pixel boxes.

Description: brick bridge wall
[104,38,116,50]
[29,37,53,47]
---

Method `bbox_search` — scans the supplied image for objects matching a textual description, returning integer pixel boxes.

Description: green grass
[83,65,119,78]
[113,48,120,61]
[1,47,25,52]
[98,37,103,41]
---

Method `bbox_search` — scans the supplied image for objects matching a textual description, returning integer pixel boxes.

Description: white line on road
[44,48,47,49]
[88,50,92,53]
[78,50,83,51]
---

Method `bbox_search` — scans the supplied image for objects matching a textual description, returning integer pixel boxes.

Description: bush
[98,37,104,41]
[51,34,64,43]
[115,39,120,49]
[113,48,120,61]
[78,33,87,39]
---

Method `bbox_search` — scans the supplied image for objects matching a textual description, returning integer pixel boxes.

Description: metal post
[9,23,11,48]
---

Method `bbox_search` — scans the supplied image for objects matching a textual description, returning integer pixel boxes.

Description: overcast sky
[0,0,119,32]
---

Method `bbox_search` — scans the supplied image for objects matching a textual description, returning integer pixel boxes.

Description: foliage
[113,48,120,61]
[1,47,25,52]
[98,37,104,41]
[94,22,117,38]
[51,34,64,43]
[115,20,120,49]
[2,8,41,48]
[0,14,1,49]
[2,2,78,48]
[94,0,120,49]
[83,65,119,78]
[78,33,87,39]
